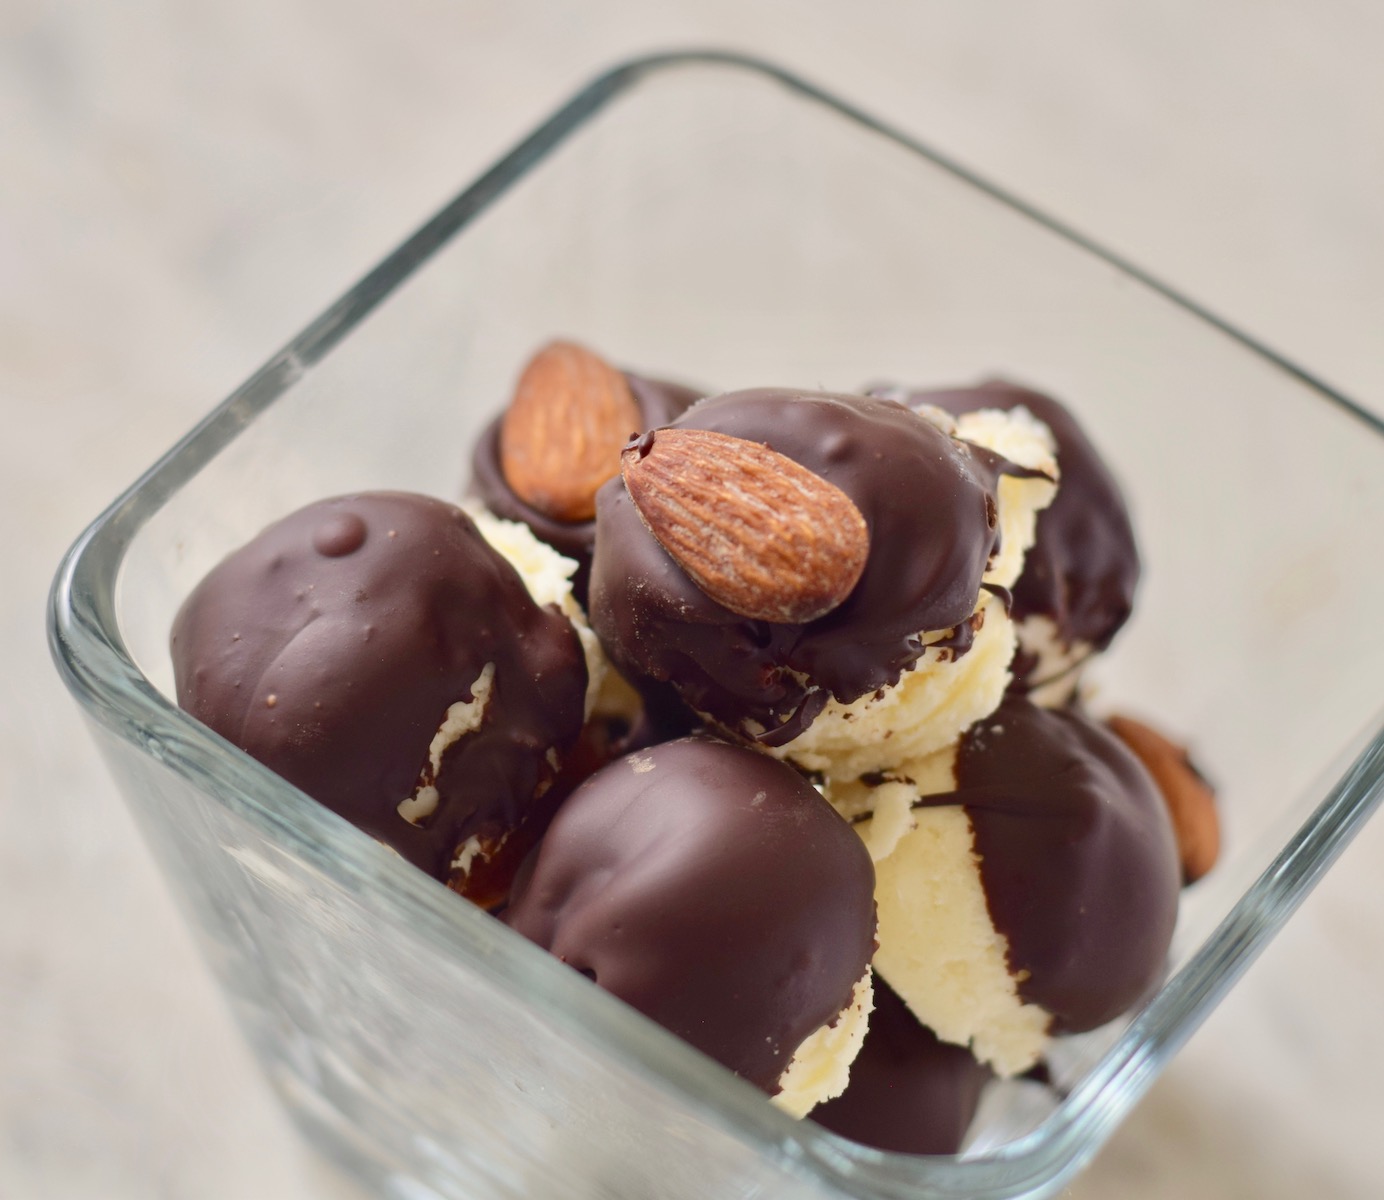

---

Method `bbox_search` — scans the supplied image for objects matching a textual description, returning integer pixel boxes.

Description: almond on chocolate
[621,426,870,624]
[500,340,641,522]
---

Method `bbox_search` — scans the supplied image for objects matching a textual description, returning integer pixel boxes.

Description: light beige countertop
[4,2,1382,1196]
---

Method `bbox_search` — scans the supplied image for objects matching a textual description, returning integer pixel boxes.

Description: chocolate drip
[170,492,588,879]
[504,737,877,1094]
[811,979,991,1155]
[877,381,1140,666]
[590,389,1024,738]
[915,696,1180,1032]
[469,371,701,602]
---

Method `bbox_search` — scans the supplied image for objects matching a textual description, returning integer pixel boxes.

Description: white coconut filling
[953,404,1056,473]
[953,406,1058,592]
[825,745,960,861]
[768,592,1015,782]
[468,507,607,719]
[849,780,917,863]
[450,833,489,878]
[772,970,875,1119]
[1016,614,1093,709]
[397,663,496,827]
[867,800,1051,1077]
[396,786,439,826]
[428,663,496,775]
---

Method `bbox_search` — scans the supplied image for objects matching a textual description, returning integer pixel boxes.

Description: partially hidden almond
[1107,714,1220,884]
[621,427,870,624]
[500,340,641,522]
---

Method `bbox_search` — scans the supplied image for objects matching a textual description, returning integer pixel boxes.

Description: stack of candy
[170,340,1219,1152]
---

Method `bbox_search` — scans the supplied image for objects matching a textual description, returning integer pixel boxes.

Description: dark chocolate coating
[170,492,588,879]
[811,980,991,1155]
[877,381,1140,669]
[504,737,877,1094]
[469,372,701,602]
[589,389,1021,742]
[923,696,1180,1032]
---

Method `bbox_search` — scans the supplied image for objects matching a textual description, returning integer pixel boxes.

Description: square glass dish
[50,52,1384,1200]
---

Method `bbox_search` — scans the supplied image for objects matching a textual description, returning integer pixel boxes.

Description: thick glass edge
[46,49,1384,1199]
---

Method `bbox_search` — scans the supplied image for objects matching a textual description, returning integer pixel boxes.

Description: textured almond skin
[621,427,870,624]
[1107,714,1220,884]
[500,341,641,522]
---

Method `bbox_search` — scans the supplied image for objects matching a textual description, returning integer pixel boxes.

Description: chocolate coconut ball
[170,492,589,882]
[504,737,877,1115]
[589,389,1044,749]
[856,695,1181,1075]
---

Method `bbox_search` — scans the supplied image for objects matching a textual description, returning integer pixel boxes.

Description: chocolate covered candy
[874,381,1139,701]
[504,736,877,1115]
[171,492,589,885]
[469,340,701,602]
[591,390,1048,745]
[845,695,1181,1075]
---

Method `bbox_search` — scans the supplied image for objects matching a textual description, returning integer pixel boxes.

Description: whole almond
[1107,714,1220,884]
[621,427,870,624]
[500,341,641,522]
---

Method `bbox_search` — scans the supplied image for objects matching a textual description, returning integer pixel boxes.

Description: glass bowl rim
[47,50,1384,1200]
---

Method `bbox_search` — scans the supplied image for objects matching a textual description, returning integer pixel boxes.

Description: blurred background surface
[3,2,1382,1196]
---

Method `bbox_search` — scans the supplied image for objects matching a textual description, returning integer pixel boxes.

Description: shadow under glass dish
[49,51,1384,1200]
